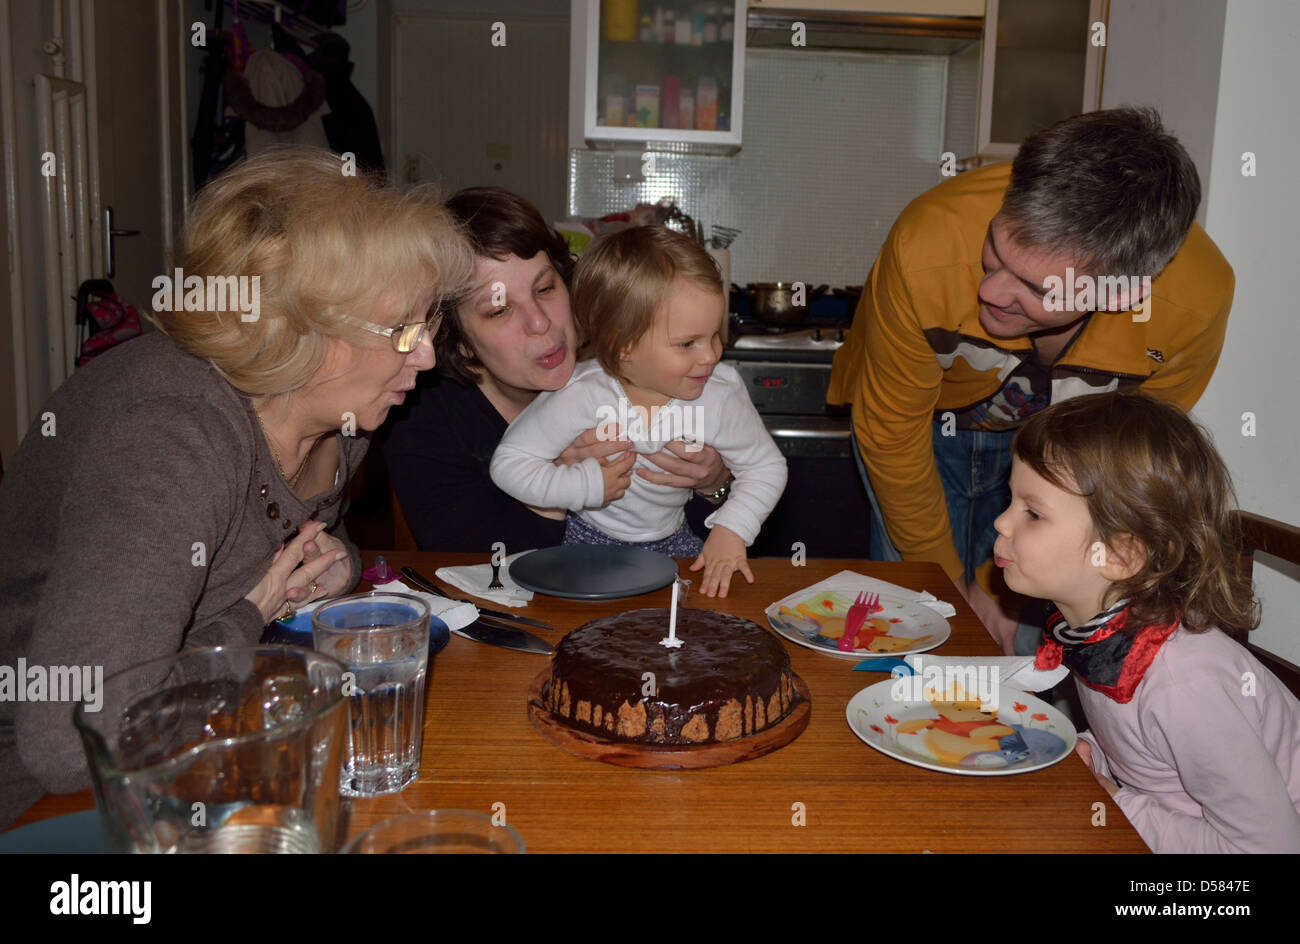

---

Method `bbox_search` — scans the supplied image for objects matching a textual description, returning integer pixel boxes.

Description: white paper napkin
[435,549,536,608]
[766,570,957,623]
[377,580,480,631]
[901,653,1069,693]
[289,581,480,632]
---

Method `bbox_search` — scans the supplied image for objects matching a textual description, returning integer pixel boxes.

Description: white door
[0,0,185,460]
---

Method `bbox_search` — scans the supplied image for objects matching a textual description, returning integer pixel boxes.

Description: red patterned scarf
[1034,600,1178,703]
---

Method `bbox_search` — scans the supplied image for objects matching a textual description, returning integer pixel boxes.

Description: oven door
[748,415,870,558]
[761,413,853,459]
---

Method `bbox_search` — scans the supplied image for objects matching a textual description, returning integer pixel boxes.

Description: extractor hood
[747,9,982,56]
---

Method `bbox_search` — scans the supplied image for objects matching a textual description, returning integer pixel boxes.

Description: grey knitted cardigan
[0,333,367,828]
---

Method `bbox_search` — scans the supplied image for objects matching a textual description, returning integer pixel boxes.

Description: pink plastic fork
[837,592,881,651]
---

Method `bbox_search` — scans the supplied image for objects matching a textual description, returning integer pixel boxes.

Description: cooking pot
[736,282,830,325]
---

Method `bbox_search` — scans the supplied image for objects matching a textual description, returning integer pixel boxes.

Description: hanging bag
[75,278,142,368]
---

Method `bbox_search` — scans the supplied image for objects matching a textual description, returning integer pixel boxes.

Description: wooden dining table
[12,552,1148,853]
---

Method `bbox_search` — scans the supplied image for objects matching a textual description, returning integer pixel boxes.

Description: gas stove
[729,324,848,355]
[723,312,853,459]
[726,289,856,356]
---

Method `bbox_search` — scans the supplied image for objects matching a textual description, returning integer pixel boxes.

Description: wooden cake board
[527,670,811,770]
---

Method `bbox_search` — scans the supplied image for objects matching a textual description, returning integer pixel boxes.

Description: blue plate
[508,545,679,600]
[262,611,451,655]
[0,810,108,854]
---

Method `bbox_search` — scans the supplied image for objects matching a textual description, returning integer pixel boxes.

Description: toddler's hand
[600,450,637,506]
[1075,741,1120,798]
[689,526,754,598]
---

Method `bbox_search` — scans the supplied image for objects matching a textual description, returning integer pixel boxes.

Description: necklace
[255,410,319,489]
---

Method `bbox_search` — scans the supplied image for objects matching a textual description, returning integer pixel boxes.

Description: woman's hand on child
[690,526,754,598]
[638,441,727,491]
[555,425,636,508]
[600,450,637,505]
[556,425,630,467]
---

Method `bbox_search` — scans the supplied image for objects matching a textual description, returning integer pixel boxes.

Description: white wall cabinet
[975,0,1105,158]
[573,1,747,152]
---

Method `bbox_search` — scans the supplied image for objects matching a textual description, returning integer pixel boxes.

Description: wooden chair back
[1234,510,1300,698]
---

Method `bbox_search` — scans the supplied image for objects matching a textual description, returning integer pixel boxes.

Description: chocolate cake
[543,608,799,745]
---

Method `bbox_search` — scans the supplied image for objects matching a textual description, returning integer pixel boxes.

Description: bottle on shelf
[675,6,693,45]
[602,72,628,127]
[662,74,681,129]
[680,89,695,131]
[602,0,638,42]
[696,74,718,131]
[703,4,720,44]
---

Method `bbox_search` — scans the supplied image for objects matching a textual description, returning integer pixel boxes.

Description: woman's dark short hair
[1001,106,1201,278]
[434,187,575,386]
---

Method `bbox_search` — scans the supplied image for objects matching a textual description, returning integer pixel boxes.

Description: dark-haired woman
[385,187,730,553]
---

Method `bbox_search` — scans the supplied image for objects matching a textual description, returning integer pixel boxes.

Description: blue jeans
[854,420,1044,656]
[856,421,1013,586]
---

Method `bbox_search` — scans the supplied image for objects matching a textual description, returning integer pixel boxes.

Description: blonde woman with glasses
[0,147,473,825]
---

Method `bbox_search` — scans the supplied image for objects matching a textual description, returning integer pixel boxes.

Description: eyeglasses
[348,313,440,354]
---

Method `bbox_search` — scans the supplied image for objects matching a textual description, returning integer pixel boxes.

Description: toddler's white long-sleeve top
[489,360,787,545]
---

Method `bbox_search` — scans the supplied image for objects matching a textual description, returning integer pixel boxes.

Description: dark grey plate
[509,545,679,600]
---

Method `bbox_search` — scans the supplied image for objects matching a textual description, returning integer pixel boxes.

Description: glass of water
[75,646,349,853]
[342,810,525,854]
[312,592,431,797]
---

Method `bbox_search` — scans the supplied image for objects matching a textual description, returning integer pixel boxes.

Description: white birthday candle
[660,580,683,649]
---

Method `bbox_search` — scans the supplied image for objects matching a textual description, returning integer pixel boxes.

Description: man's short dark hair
[1001,107,1201,277]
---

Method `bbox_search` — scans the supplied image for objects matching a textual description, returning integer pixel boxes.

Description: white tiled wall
[569,48,973,286]
[944,41,980,159]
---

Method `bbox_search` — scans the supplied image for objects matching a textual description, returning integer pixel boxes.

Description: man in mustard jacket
[827,107,1233,653]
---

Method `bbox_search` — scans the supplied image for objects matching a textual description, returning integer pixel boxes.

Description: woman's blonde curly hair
[153,146,475,397]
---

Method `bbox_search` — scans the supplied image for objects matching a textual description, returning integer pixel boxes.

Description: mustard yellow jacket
[827,163,1234,582]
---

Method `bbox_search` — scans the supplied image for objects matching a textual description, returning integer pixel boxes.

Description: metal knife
[456,621,554,655]
[400,566,555,631]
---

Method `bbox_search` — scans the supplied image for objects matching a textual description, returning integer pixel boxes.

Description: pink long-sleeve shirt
[1075,626,1300,853]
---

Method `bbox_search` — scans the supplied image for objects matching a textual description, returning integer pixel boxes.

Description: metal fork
[838,592,881,651]
[488,561,503,590]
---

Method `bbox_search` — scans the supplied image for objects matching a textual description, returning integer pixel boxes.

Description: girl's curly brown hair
[1012,392,1258,636]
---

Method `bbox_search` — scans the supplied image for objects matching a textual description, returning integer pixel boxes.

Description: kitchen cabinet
[573,1,747,152]
[976,0,1105,157]
[748,0,982,13]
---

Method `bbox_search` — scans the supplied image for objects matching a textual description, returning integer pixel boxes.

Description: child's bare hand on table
[690,526,753,598]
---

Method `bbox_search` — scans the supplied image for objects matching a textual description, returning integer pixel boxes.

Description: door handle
[104,205,141,278]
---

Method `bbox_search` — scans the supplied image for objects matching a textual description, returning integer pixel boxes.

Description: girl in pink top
[992,392,1300,853]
